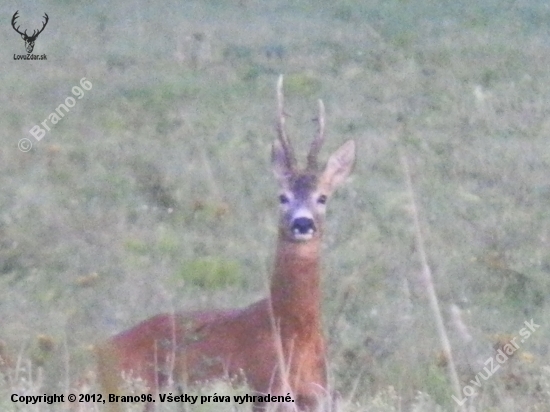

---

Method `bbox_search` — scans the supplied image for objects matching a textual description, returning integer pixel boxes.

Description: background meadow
[1,0,550,410]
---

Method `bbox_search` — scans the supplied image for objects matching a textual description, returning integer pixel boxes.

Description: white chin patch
[292,229,314,241]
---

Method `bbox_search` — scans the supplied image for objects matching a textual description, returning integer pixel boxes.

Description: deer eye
[279,194,290,204]
[317,195,327,205]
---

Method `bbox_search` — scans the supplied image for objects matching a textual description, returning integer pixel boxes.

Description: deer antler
[11,11,26,37]
[276,75,297,170]
[32,13,49,39]
[30,13,50,39]
[11,11,48,40]
[307,99,326,170]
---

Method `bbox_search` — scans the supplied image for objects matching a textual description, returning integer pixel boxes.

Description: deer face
[272,141,355,242]
[22,35,38,54]
[271,76,355,242]
[275,172,324,241]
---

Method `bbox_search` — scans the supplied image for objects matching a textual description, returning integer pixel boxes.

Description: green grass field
[1,0,550,410]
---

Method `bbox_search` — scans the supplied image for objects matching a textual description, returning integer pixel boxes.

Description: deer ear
[271,139,292,184]
[321,140,355,193]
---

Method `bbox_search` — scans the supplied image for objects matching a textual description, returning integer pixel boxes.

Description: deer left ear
[321,140,355,193]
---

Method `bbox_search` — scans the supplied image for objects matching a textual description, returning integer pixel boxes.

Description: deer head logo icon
[11,11,49,54]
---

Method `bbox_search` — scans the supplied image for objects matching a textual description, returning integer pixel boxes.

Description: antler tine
[307,99,326,170]
[39,13,49,33]
[276,75,296,169]
[31,13,49,39]
[11,11,26,36]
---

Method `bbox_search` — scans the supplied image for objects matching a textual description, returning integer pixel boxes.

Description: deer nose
[292,217,316,236]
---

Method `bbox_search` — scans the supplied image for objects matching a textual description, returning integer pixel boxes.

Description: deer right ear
[271,139,292,183]
[320,139,356,193]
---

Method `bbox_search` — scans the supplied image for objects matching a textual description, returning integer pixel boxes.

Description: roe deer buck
[96,75,356,411]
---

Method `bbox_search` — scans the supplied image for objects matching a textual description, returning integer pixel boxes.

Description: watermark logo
[452,319,540,406]
[19,78,92,152]
[11,10,48,60]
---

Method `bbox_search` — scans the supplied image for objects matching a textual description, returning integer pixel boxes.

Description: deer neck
[270,234,322,334]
